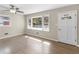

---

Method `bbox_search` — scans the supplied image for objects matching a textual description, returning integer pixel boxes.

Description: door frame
[57,10,77,46]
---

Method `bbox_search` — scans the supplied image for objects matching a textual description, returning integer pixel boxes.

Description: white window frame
[27,14,50,31]
[31,16,43,30]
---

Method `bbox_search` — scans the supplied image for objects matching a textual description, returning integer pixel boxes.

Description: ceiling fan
[1,4,24,14]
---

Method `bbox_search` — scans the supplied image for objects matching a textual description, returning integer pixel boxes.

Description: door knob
[58,28,61,30]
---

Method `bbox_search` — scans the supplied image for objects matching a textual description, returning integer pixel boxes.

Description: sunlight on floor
[25,36,42,42]
[43,41,51,45]
[30,37,42,42]
[25,35,51,45]
[25,36,29,38]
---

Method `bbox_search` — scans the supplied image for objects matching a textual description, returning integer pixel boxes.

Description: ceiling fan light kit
[0,4,24,14]
[10,9,16,14]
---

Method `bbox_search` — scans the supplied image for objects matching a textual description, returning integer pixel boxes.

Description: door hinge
[75,14,77,16]
[75,40,77,42]
[75,26,76,30]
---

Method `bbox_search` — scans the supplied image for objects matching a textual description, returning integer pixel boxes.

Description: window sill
[27,27,49,32]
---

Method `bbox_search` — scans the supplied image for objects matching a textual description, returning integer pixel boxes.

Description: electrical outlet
[4,33,8,35]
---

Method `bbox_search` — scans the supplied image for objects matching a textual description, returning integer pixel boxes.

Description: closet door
[67,10,77,45]
[58,10,77,45]
[58,13,67,43]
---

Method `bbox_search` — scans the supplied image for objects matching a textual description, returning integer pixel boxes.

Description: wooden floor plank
[0,35,79,54]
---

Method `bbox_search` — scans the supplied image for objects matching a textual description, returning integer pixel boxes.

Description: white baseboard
[0,33,24,40]
[58,40,79,47]
[48,38,59,42]
[25,33,59,42]
[25,34,79,47]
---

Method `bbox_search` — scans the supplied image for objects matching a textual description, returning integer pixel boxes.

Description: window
[27,18,31,28]
[43,15,49,31]
[0,16,4,26]
[32,17,42,28]
[0,16,10,27]
[27,15,49,31]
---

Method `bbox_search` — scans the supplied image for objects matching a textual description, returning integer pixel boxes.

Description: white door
[58,10,77,45]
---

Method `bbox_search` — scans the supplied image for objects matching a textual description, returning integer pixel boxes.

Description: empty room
[0,4,79,54]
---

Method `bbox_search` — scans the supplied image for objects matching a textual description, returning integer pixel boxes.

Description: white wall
[24,4,79,45]
[0,13,25,39]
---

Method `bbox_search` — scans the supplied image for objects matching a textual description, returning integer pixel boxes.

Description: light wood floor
[0,35,79,54]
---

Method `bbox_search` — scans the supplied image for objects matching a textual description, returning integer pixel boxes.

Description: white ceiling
[0,4,71,15]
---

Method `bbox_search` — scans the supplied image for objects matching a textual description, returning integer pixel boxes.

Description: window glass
[28,18,31,26]
[43,16,49,31]
[27,18,31,28]
[32,17,42,28]
[0,16,10,27]
[44,16,49,28]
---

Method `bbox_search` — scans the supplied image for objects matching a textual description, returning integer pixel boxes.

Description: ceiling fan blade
[16,8,19,10]
[10,4,15,8]
[0,10,9,12]
[17,11,24,13]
